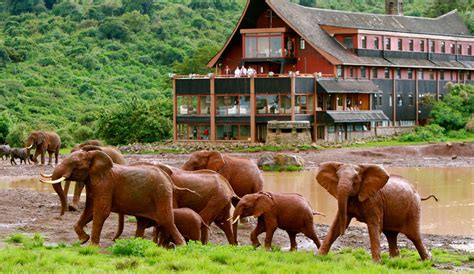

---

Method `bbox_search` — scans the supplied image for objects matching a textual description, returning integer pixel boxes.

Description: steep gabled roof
[208,0,473,68]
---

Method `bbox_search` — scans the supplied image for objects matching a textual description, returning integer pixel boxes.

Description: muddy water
[262,167,473,236]
[0,167,472,236]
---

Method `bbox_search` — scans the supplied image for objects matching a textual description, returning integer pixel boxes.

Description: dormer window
[420,40,425,52]
[344,36,354,49]
[384,38,390,50]
[441,42,445,53]
[398,38,403,51]
[468,45,472,55]
[241,28,297,59]
[430,40,435,52]
[457,44,462,54]
[375,37,380,49]
[450,43,455,54]
[361,36,367,49]
[409,39,414,51]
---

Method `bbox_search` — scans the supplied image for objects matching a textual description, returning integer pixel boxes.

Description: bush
[5,123,30,147]
[430,84,474,131]
[109,237,157,257]
[0,113,11,143]
[399,124,446,142]
[52,1,82,20]
[99,20,130,41]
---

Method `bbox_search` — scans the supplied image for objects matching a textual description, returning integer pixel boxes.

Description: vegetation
[262,164,304,172]
[0,0,472,147]
[1,235,472,273]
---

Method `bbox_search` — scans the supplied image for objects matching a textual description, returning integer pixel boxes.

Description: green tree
[99,20,130,41]
[122,0,154,15]
[5,0,42,15]
[430,84,474,131]
[0,112,12,144]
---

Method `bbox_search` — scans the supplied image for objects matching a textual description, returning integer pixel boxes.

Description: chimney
[385,0,403,16]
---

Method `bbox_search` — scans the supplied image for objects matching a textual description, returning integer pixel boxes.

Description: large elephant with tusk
[39,149,186,246]
[41,144,126,216]
[25,131,61,165]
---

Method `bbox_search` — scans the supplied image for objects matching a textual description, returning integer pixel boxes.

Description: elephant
[114,163,239,245]
[232,191,323,251]
[181,150,263,198]
[25,131,61,165]
[0,144,10,160]
[10,148,31,165]
[39,150,186,246]
[316,162,437,261]
[41,144,126,215]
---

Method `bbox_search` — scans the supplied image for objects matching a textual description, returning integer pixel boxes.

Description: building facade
[173,0,474,143]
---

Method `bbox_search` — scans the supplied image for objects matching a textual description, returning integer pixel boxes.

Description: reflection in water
[1,166,472,236]
[262,167,473,236]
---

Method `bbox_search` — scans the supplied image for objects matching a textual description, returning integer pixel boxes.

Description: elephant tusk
[27,144,33,149]
[232,215,240,225]
[39,177,66,184]
[40,173,53,178]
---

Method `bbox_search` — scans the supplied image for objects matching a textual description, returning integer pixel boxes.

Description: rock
[257,153,275,168]
[447,142,452,147]
[451,155,458,160]
[274,153,305,168]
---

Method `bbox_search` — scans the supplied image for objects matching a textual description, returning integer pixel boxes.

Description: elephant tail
[312,211,326,217]
[172,185,200,197]
[420,194,439,202]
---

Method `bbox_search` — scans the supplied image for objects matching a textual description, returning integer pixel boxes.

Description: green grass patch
[127,216,137,223]
[0,235,470,273]
[262,164,304,172]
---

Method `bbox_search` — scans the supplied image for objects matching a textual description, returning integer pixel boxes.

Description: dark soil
[0,143,472,267]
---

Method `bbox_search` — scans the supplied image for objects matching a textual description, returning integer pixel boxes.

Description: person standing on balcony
[192,127,198,140]
[234,66,241,77]
[203,128,209,140]
[225,65,230,76]
[241,66,248,77]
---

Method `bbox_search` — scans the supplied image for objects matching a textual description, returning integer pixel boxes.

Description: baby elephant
[157,208,209,247]
[0,144,10,160]
[232,191,323,251]
[10,148,31,165]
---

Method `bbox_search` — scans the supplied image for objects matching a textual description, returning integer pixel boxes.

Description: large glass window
[326,94,334,110]
[256,95,292,114]
[418,69,423,80]
[407,68,413,79]
[280,95,291,114]
[244,33,283,59]
[457,44,462,55]
[295,95,314,114]
[396,68,401,79]
[178,96,209,115]
[217,95,250,115]
[217,124,250,141]
[336,65,343,77]
[360,67,366,78]
[177,124,210,140]
[450,43,455,54]
[440,70,445,80]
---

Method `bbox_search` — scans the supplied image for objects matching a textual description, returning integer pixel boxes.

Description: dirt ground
[0,142,472,267]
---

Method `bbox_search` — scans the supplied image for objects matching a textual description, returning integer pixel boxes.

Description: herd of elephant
[17,131,436,262]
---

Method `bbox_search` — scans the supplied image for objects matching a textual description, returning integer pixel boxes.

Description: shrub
[110,237,157,257]
[399,124,446,142]
[5,123,30,147]
[0,47,12,67]
[52,1,82,20]
[99,20,130,41]
[430,84,474,131]
[0,112,12,143]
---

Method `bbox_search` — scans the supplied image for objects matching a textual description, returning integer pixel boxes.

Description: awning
[326,110,388,123]
[317,79,381,94]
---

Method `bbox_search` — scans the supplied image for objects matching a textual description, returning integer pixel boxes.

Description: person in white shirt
[234,66,241,77]
[241,66,247,77]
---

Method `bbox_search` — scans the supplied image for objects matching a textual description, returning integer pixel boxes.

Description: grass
[0,235,471,273]
[262,164,304,172]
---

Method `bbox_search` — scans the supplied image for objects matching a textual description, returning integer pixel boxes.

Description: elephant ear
[252,193,274,217]
[358,164,390,202]
[316,162,343,198]
[37,132,45,145]
[81,145,103,152]
[207,151,225,171]
[87,150,113,177]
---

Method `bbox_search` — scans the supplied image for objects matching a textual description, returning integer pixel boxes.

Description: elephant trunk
[232,206,243,224]
[52,182,67,216]
[336,183,351,236]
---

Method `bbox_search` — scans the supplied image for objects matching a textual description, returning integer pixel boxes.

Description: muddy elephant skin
[0,144,10,160]
[316,161,433,261]
[232,191,322,251]
[25,131,61,165]
[40,150,185,246]
[10,148,31,165]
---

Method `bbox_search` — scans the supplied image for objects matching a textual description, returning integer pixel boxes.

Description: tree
[430,84,474,131]
[122,0,154,15]
[5,0,42,15]
[99,20,130,41]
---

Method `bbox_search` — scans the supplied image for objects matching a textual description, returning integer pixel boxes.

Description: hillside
[0,0,471,146]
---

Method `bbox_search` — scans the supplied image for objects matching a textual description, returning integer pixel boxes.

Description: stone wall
[375,126,415,137]
[266,121,312,145]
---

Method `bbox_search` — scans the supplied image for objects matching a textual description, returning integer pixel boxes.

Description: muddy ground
[0,143,472,268]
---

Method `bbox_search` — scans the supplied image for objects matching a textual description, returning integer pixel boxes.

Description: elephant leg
[302,224,321,249]
[74,187,94,243]
[404,230,430,260]
[250,218,265,247]
[135,217,149,238]
[318,216,344,256]
[214,220,235,245]
[47,151,53,165]
[90,202,111,246]
[70,181,85,211]
[40,152,45,165]
[263,223,277,250]
[153,207,185,246]
[287,231,297,251]
[55,149,59,165]
[63,180,71,204]
[384,231,400,257]
[367,223,382,262]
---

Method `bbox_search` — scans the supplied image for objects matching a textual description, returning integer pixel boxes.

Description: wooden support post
[415,70,419,125]
[291,75,296,121]
[250,76,256,143]
[172,77,177,142]
[436,70,440,101]
[392,68,397,126]
[313,76,318,142]
[210,76,216,143]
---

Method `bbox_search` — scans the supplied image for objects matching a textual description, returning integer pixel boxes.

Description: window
[395,68,401,79]
[457,44,462,55]
[178,96,210,115]
[217,95,250,115]
[384,37,390,50]
[408,94,414,106]
[374,37,380,49]
[468,45,472,55]
[441,42,445,53]
[397,95,403,106]
[217,124,250,141]
[361,36,367,49]
[372,67,378,79]
[344,36,353,49]
[295,95,314,114]
[389,95,393,107]
[177,124,210,140]
[244,33,283,58]
[467,71,471,80]
[418,69,423,80]
[300,38,305,50]
[409,39,414,51]
[384,67,390,79]
[450,43,455,54]
[349,66,354,78]
[398,38,403,50]
[256,95,291,114]
[440,70,444,80]
[360,66,366,78]
[326,94,334,110]
[429,69,434,80]
[336,65,343,78]
[378,95,383,106]
[317,94,324,110]
[460,71,464,81]
[407,68,413,79]
[420,40,425,52]
[430,40,435,52]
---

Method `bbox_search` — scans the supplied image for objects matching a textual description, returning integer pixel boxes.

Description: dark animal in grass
[10,148,31,165]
